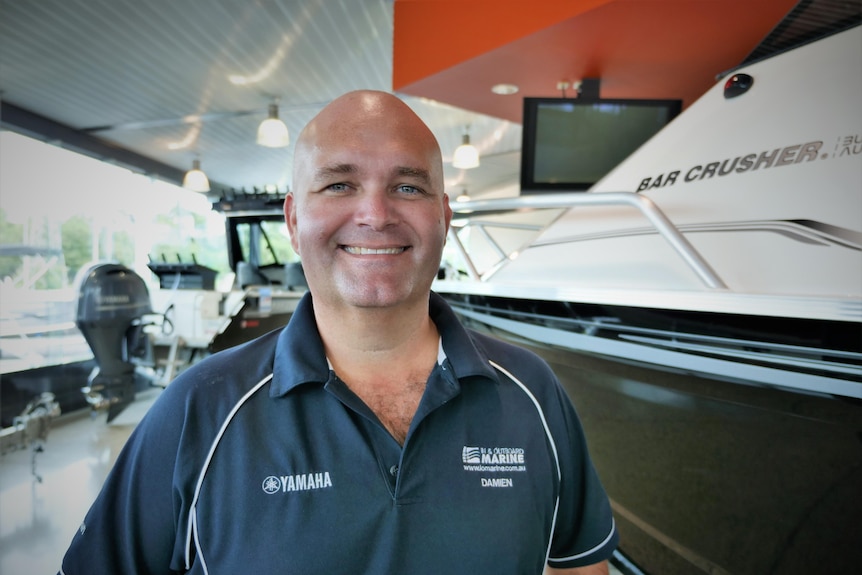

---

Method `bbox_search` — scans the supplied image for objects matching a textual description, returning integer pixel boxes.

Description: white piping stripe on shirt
[184,373,274,572]
[549,517,617,563]
[488,360,562,568]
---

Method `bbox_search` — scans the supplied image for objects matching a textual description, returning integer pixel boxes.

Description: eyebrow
[312,164,432,186]
[312,163,357,183]
[395,166,432,186]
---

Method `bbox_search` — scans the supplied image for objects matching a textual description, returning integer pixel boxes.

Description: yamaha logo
[261,472,333,494]
[99,294,130,304]
[262,476,281,494]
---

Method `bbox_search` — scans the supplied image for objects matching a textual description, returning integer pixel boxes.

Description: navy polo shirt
[60,292,617,574]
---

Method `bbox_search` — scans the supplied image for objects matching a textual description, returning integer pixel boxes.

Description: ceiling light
[453,129,480,170]
[491,83,519,95]
[182,159,210,192]
[257,103,290,148]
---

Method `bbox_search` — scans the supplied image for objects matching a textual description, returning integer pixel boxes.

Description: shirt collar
[270,291,498,397]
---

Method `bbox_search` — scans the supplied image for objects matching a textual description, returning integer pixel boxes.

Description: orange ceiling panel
[393,0,799,123]
[392,0,612,88]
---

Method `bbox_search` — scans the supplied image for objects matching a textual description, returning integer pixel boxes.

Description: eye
[396,184,422,196]
[325,183,351,193]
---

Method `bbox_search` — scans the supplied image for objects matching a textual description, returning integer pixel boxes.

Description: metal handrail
[447,191,728,290]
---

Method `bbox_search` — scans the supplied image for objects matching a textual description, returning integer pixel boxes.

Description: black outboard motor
[75,263,152,422]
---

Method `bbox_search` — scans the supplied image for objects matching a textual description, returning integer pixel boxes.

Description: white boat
[0,246,94,429]
[434,23,861,575]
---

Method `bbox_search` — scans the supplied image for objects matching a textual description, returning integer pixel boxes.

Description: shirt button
[389,465,398,476]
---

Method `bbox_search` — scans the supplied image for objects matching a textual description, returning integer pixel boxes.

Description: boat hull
[1,359,94,428]
[442,293,862,575]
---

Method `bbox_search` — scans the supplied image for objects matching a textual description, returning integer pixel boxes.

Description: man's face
[285,97,451,312]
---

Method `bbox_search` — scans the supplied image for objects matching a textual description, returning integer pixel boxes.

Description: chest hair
[349,376,428,446]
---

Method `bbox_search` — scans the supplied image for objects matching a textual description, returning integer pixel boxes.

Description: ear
[442,193,453,238]
[284,193,301,254]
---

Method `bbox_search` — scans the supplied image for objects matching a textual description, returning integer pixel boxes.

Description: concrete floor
[0,388,161,575]
[0,388,623,575]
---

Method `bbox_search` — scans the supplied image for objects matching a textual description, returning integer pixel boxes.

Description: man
[59,90,617,574]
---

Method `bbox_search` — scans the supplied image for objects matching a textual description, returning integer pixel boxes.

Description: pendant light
[182,159,210,192]
[257,103,290,148]
[453,126,479,169]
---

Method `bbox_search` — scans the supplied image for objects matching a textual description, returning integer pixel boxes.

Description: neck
[314,298,439,381]
[314,298,439,446]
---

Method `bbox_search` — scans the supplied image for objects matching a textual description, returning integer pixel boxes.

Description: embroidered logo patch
[262,472,333,494]
[462,446,526,472]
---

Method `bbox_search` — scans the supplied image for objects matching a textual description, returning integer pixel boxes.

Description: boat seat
[236,261,270,289]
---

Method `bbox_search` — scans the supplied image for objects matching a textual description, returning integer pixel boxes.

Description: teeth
[343,246,405,255]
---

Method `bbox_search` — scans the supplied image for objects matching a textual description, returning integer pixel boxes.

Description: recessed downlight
[491,83,519,95]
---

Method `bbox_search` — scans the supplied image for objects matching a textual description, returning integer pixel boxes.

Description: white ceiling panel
[0,0,520,198]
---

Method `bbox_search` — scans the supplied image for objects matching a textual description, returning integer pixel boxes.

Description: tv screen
[519,97,681,193]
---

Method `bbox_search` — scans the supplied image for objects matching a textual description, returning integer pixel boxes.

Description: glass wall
[0,130,229,406]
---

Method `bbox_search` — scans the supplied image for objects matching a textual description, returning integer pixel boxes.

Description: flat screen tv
[519,97,682,193]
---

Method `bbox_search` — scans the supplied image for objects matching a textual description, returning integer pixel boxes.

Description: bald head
[283,89,452,316]
[292,90,444,195]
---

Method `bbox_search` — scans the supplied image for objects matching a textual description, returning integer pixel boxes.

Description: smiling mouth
[341,246,408,255]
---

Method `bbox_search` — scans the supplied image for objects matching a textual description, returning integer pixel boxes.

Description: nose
[354,188,399,230]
